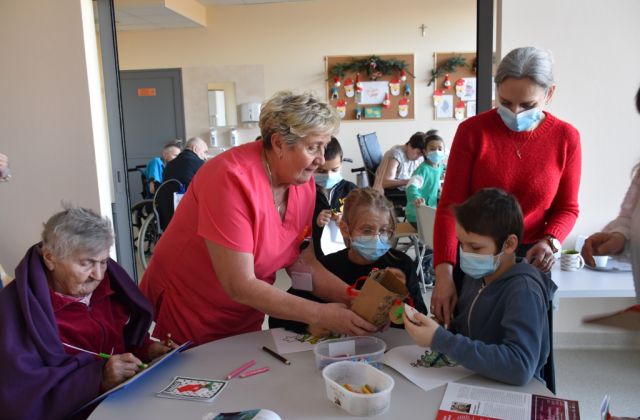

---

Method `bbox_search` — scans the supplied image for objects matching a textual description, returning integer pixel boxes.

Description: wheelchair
[135,179,185,270]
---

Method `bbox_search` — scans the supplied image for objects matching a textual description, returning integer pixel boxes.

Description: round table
[89,329,552,419]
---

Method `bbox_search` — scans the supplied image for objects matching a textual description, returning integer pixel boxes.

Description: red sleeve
[544,126,582,242]
[196,166,255,253]
[433,122,475,266]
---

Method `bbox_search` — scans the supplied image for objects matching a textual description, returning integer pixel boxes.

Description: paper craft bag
[351,269,409,327]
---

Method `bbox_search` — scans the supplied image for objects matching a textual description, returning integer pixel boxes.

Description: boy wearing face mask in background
[405,130,446,228]
[269,188,426,335]
[404,188,557,386]
[311,137,357,259]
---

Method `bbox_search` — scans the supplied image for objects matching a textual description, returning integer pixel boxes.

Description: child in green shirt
[405,130,445,226]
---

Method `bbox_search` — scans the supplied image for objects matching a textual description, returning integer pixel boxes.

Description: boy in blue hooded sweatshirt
[404,187,557,387]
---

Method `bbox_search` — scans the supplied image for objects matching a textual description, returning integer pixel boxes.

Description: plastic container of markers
[313,336,386,371]
[322,361,394,416]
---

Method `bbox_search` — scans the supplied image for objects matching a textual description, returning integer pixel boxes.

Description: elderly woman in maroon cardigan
[0,207,174,420]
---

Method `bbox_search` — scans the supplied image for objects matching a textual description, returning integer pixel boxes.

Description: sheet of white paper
[383,345,473,392]
[436,95,454,118]
[358,81,389,105]
[319,220,346,255]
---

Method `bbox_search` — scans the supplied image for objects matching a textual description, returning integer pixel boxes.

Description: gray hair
[260,91,340,149]
[41,206,114,259]
[495,47,555,90]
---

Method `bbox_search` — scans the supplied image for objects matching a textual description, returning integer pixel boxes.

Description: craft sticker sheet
[384,345,472,392]
[270,327,343,354]
[157,376,227,402]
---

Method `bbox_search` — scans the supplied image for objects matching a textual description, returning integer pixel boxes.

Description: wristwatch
[544,235,561,253]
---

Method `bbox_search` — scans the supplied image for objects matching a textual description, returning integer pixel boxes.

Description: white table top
[551,261,635,298]
[89,329,551,419]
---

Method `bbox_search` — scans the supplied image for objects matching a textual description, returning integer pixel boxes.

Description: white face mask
[313,171,343,189]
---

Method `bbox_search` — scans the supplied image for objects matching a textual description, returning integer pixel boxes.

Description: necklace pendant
[516,150,522,159]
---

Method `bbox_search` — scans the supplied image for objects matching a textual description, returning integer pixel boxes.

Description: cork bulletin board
[431,51,495,120]
[325,54,415,121]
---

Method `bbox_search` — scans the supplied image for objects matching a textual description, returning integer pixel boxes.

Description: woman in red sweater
[431,47,581,326]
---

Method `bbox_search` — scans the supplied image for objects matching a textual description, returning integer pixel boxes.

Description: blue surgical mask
[314,171,343,189]
[459,246,502,279]
[497,105,542,132]
[426,150,445,165]
[352,235,391,261]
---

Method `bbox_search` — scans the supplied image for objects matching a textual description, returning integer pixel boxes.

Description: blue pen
[429,352,444,367]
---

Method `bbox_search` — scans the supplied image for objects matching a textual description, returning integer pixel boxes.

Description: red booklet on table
[583,304,640,331]
[436,383,580,420]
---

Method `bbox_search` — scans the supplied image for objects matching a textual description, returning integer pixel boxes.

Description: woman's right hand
[581,232,626,266]
[100,353,143,391]
[430,263,457,328]
[315,303,378,336]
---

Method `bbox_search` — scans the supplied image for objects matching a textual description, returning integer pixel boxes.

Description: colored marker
[62,342,148,369]
[343,383,354,392]
[262,346,291,365]
[362,384,373,394]
[239,367,270,378]
[225,359,256,380]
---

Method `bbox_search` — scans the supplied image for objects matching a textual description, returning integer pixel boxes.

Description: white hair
[495,47,555,90]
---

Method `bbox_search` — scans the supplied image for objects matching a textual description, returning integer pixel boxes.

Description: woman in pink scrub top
[140,91,377,345]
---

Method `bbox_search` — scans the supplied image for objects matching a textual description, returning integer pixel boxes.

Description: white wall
[116,0,477,161]
[0,0,107,270]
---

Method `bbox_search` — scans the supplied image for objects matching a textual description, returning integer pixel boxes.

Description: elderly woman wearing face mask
[140,91,377,346]
[430,46,582,327]
[0,207,174,420]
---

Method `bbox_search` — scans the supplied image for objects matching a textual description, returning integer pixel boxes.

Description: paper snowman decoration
[343,78,354,98]
[336,100,346,119]
[333,76,341,87]
[433,90,444,107]
[330,86,339,100]
[455,79,466,98]
[389,78,401,96]
[454,102,466,120]
[382,93,391,109]
[356,106,362,120]
[404,83,411,96]
[398,97,409,118]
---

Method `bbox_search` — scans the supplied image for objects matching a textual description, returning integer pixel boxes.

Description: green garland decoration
[328,55,415,80]
[427,55,468,86]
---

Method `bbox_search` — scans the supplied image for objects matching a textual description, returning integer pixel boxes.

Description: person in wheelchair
[372,131,426,208]
[144,141,181,197]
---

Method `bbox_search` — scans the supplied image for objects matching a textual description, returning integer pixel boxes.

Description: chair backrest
[153,179,184,233]
[356,132,382,186]
[416,205,436,249]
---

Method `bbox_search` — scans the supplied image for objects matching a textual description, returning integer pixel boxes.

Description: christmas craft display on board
[430,52,495,121]
[326,54,415,121]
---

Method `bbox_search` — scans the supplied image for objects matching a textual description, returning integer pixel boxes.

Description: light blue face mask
[426,150,445,165]
[459,246,503,279]
[352,235,391,261]
[497,105,542,132]
[314,171,343,189]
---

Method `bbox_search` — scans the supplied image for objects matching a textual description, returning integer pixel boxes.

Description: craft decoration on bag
[404,83,411,96]
[443,73,452,90]
[333,76,341,87]
[454,101,465,120]
[389,78,401,96]
[343,78,354,98]
[455,79,466,98]
[336,100,347,119]
[433,89,444,107]
[398,97,409,118]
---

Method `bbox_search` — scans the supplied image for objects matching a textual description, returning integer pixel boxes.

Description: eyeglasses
[352,228,395,240]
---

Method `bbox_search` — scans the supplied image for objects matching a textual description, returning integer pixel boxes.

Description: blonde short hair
[259,91,340,149]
